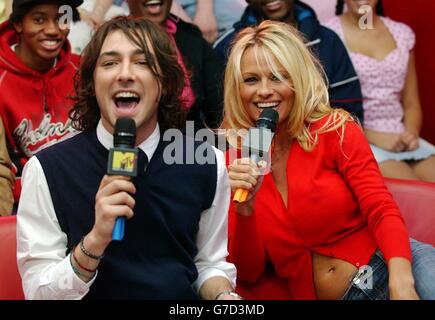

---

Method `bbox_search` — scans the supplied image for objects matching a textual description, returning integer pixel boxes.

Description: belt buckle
[351,265,373,290]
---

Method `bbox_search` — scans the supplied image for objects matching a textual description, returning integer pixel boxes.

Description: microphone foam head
[256,108,279,132]
[114,118,136,148]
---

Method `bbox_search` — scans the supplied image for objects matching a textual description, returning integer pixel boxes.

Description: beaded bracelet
[79,236,104,260]
[69,253,92,280]
[214,290,243,300]
[72,246,98,273]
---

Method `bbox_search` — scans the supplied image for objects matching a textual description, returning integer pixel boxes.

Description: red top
[227,119,412,299]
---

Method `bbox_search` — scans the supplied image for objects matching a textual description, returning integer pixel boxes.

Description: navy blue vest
[36,130,217,299]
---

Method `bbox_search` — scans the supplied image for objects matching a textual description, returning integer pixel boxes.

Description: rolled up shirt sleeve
[193,147,237,292]
[16,156,96,300]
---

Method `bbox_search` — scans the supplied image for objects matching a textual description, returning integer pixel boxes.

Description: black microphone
[233,108,279,203]
[107,118,138,240]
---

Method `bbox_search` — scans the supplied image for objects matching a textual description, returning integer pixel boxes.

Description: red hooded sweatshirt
[0,20,79,201]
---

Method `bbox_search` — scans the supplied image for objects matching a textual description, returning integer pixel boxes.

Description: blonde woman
[224,20,435,300]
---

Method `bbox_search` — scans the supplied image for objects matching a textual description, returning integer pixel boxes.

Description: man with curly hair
[17,17,238,300]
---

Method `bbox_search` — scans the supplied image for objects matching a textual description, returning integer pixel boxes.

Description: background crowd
[0,0,434,301]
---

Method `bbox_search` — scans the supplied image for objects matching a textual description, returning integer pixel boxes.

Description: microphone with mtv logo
[107,118,138,241]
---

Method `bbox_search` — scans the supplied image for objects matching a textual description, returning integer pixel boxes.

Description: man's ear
[13,21,24,33]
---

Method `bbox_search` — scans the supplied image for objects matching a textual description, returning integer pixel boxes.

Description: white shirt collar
[96,119,160,161]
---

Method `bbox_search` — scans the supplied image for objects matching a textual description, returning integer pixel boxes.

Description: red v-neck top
[227,119,411,299]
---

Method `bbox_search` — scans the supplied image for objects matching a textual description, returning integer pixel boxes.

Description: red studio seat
[384,178,435,247]
[0,178,434,299]
[0,215,24,300]
[235,178,435,300]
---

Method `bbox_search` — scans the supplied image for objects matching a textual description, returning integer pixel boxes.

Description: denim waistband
[341,249,388,300]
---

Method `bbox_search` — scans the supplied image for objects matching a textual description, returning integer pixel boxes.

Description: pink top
[165,18,195,110]
[325,17,415,133]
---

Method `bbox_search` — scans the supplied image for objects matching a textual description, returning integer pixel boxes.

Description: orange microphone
[233,108,279,203]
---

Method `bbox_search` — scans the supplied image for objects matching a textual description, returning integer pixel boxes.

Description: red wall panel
[384,0,435,144]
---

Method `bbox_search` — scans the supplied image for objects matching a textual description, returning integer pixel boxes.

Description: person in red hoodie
[0,0,83,207]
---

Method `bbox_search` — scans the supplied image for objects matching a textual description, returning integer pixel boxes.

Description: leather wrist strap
[72,246,98,273]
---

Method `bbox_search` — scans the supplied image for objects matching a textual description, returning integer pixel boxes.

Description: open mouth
[255,101,280,109]
[113,92,141,112]
[143,0,163,14]
[353,0,371,7]
[263,0,284,11]
[40,39,63,51]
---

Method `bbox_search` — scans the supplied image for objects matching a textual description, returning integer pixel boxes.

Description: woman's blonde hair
[223,20,352,151]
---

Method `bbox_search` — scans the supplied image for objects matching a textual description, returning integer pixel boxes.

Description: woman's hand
[364,129,406,152]
[228,158,265,215]
[193,0,218,43]
[401,131,419,151]
[389,283,420,300]
[78,8,104,29]
[193,10,218,43]
[388,257,420,300]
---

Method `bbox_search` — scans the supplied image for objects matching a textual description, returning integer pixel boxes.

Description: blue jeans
[342,239,435,300]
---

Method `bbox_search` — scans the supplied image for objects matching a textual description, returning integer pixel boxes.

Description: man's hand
[215,291,243,300]
[199,276,240,300]
[71,174,135,282]
[90,175,136,248]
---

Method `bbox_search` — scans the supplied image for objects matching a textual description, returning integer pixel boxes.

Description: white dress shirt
[17,120,236,300]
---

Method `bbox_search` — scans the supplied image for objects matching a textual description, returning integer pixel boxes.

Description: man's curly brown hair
[69,16,187,132]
